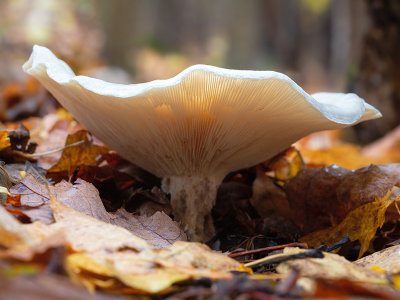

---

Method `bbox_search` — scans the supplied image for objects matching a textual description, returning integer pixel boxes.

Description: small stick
[13,140,85,158]
[229,242,308,258]
[244,246,325,268]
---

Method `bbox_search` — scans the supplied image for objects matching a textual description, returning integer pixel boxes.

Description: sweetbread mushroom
[23,45,381,242]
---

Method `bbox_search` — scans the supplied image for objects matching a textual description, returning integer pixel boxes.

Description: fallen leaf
[277,247,391,296]
[299,143,383,169]
[0,205,34,249]
[300,190,396,257]
[286,164,398,234]
[0,130,11,150]
[355,245,400,273]
[65,252,189,294]
[277,247,386,283]
[33,192,150,253]
[111,209,187,248]
[10,173,53,224]
[48,130,109,176]
[10,173,186,247]
[313,278,400,299]
[0,192,240,294]
[250,168,290,218]
[66,241,240,294]
[0,271,116,300]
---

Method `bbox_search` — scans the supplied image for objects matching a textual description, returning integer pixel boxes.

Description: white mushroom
[23,45,381,242]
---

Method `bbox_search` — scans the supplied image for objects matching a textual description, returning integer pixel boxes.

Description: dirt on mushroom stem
[161,174,224,242]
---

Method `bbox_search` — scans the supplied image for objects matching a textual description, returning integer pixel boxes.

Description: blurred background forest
[0,0,399,143]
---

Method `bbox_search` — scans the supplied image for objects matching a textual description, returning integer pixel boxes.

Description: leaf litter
[4,88,400,297]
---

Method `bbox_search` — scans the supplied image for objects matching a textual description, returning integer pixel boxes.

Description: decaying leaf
[65,252,190,293]
[0,271,116,300]
[250,167,290,218]
[300,190,396,257]
[48,130,109,175]
[111,209,187,248]
[0,205,34,249]
[286,164,399,234]
[277,247,391,296]
[277,247,386,282]
[10,173,186,247]
[45,193,150,253]
[0,192,241,294]
[355,245,400,273]
[66,241,240,294]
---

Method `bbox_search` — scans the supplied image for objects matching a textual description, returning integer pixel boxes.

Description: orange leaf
[0,131,11,151]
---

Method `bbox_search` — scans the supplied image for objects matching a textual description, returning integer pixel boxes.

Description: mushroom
[23,45,381,242]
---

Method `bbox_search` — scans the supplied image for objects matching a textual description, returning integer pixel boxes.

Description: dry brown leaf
[10,173,186,248]
[0,193,240,294]
[300,190,395,258]
[66,242,239,294]
[250,168,290,218]
[44,192,150,253]
[286,164,398,234]
[0,205,34,249]
[48,130,109,175]
[155,241,240,272]
[6,181,150,254]
[277,247,388,295]
[0,271,116,300]
[111,209,187,248]
[65,252,190,294]
[277,247,386,282]
[355,245,400,273]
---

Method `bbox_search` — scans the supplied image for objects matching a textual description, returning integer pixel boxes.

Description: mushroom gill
[23,45,382,242]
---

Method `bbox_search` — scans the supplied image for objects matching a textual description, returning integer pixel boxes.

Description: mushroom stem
[162,175,223,242]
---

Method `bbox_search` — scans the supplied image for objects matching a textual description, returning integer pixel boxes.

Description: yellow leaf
[300,190,394,258]
[67,252,188,293]
[48,130,109,175]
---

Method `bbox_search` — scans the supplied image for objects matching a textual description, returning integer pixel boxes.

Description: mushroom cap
[23,45,381,179]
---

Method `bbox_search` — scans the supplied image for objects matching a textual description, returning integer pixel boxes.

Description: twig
[244,245,325,268]
[326,234,350,252]
[13,140,85,158]
[229,242,308,258]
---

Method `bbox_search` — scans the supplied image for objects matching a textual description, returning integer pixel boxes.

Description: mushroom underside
[22,45,382,242]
